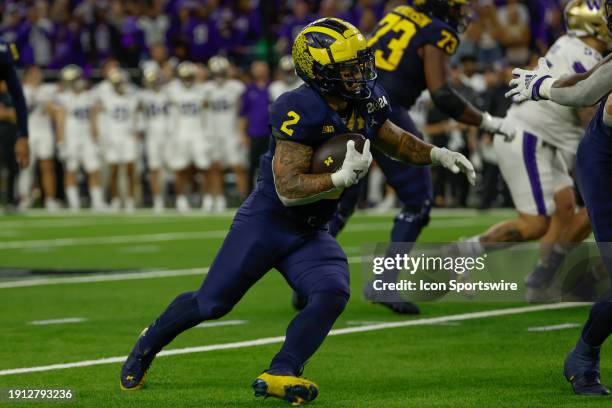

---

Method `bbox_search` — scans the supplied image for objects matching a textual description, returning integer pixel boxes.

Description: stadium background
[0,0,570,212]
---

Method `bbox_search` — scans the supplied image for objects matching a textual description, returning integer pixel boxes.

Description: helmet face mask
[315,48,377,99]
[293,18,377,101]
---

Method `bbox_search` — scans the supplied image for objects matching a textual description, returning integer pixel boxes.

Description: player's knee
[194,296,235,320]
[308,291,349,317]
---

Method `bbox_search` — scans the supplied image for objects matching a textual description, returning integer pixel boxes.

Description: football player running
[120,18,474,405]
[292,0,514,314]
[454,0,608,293]
[507,0,612,397]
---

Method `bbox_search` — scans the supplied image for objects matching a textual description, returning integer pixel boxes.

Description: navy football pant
[328,105,432,241]
[140,200,349,375]
[576,130,612,348]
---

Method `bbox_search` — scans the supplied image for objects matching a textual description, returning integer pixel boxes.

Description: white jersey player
[269,55,303,101]
[55,65,105,211]
[166,61,208,212]
[495,32,603,217]
[139,67,170,212]
[18,66,59,211]
[93,68,140,212]
[201,56,247,211]
[455,1,609,277]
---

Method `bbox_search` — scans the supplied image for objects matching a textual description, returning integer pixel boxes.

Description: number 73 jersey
[368,5,459,110]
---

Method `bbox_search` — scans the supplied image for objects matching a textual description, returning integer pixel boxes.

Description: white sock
[176,195,189,212]
[110,197,121,211]
[153,195,164,211]
[125,197,135,212]
[90,186,104,209]
[202,194,214,211]
[214,195,227,212]
[66,186,80,210]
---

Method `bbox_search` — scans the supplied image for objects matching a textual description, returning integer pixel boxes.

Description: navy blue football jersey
[0,39,28,138]
[368,5,459,110]
[254,83,391,226]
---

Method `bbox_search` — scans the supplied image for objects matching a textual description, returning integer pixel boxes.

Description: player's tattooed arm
[272,139,337,206]
[373,119,433,165]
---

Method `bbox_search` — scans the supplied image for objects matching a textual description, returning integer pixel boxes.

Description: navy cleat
[252,372,318,405]
[120,328,157,390]
[563,341,610,396]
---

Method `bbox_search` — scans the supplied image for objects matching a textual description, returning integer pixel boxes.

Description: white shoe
[18,198,32,212]
[201,195,214,212]
[176,195,190,213]
[153,196,164,213]
[125,198,135,213]
[110,198,121,213]
[45,199,60,213]
[213,196,227,212]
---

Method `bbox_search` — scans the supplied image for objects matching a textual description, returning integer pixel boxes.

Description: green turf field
[0,210,609,407]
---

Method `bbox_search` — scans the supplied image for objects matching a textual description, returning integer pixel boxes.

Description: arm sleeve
[550,59,612,107]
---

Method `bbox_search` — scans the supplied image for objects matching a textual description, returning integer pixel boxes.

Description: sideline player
[139,67,170,213]
[0,39,29,168]
[166,61,208,213]
[269,55,303,101]
[202,56,248,208]
[55,65,105,211]
[507,0,612,396]
[120,18,475,405]
[19,66,59,211]
[292,0,514,314]
[93,69,140,212]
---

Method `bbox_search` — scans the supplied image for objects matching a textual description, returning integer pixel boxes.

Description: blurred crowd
[0,0,578,213]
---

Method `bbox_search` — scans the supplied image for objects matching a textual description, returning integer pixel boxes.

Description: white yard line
[0,258,364,289]
[0,231,228,250]
[195,320,248,329]
[527,323,582,332]
[0,218,496,251]
[0,302,587,377]
[28,317,88,326]
[0,268,210,289]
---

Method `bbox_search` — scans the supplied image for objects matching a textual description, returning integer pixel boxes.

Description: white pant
[29,130,54,160]
[146,131,167,170]
[104,133,138,164]
[167,131,210,170]
[63,133,101,173]
[208,131,246,167]
[494,128,573,216]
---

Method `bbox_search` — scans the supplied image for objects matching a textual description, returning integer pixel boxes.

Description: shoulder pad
[422,19,459,56]
[270,86,326,144]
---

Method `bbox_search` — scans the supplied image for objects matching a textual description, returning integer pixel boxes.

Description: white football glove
[480,112,516,142]
[331,139,373,188]
[431,147,476,186]
[505,58,555,103]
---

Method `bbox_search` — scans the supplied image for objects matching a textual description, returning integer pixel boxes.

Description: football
[310,133,366,174]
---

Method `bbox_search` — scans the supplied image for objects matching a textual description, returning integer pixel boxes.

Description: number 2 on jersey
[367,13,416,72]
[280,111,300,136]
